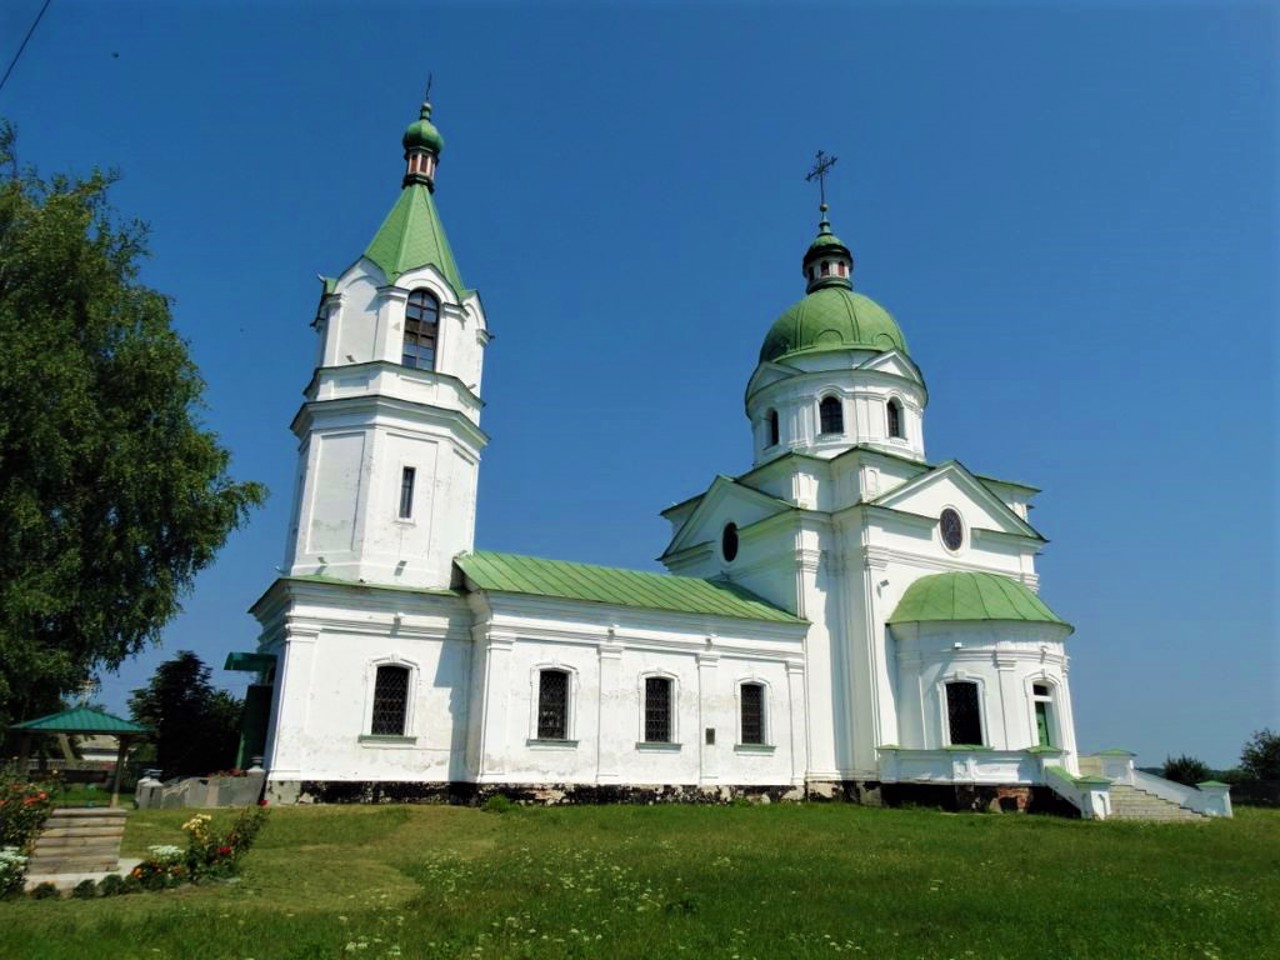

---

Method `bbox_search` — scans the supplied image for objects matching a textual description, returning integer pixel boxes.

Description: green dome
[888,571,1071,630]
[760,286,909,363]
[403,103,444,154]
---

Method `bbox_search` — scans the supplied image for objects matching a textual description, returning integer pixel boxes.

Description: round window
[939,508,964,551]
[722,523,739,562]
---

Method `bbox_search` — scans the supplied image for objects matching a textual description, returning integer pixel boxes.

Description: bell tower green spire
[362,92,464,292]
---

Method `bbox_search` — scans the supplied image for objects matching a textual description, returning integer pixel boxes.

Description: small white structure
[235,99,1227,819]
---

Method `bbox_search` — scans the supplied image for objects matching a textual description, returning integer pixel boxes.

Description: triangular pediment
[856,349,926,387]
[871,461,1043,540]
[662,475,794,559]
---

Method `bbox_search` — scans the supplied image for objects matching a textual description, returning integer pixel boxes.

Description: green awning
[224,652,277,673]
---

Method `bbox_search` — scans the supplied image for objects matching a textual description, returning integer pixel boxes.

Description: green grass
[4,803,1279,959]
[50,783,133,808]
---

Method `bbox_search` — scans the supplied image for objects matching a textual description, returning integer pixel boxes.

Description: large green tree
[0,124,264,727]
[1240,728,1280,782]
[129,651,243,777]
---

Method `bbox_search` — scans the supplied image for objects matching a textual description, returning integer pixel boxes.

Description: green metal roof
[760,287,909,363]
[403,102,444,154]
[364,183,464,291]
[10,705,149,735]
[456,551,803,624]
[225,652,278,673]
[888,571,1071,630]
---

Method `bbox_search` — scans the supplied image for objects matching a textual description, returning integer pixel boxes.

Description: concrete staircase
[27,807,128,873]
[1108,783,1206,822]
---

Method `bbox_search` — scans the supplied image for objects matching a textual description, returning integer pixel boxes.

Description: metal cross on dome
[805,149,838,208]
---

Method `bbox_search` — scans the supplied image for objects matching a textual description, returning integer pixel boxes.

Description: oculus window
[402,289,439,370]
[939,508,964,551]
[722,523,739,563]
[371,665,410,736]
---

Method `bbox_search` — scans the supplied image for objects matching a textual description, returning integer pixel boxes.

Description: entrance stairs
[1107,783,1206,822]
[27,807,127,874]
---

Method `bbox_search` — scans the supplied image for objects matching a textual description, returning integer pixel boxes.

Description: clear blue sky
[3,1,1275,768]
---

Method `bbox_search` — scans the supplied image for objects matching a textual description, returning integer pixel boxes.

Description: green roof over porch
[888,571,1071,630]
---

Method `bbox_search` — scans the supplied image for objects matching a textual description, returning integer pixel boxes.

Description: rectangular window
[398,466,416,519]
[537,670,569,740]
[644,676,673,743]
[946,681,983,746]
[740,683,764,745]
[371,665,410,736]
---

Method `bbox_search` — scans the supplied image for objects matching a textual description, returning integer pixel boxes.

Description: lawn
[4,802,1278,959]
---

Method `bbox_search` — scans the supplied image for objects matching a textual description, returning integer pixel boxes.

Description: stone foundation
[265,778,1071,814]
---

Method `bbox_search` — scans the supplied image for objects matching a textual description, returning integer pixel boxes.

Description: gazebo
[9,706,150,808]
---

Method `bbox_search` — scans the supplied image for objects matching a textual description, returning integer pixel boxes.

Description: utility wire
[0,0,54,97]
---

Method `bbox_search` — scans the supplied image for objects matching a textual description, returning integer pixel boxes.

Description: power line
[0,0,54,97]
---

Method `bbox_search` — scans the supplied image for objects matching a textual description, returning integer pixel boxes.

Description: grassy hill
[5,802,1278,958]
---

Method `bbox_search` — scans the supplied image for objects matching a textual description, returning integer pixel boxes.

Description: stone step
[32,836,125,851]
[26,855,120,873]
[1108,785,1205,821]
[37,824,126,839]
[45,808,128,820]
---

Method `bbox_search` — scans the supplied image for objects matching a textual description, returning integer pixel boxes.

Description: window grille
[537,670,569,740]
[740,683,764,745]
[887,399,903,439]
[399,466,416,519]
[402,289,439,370]
[371,665,410,736]
[819,396,844,435]
[946,681,983,746]
[644,676,673,743]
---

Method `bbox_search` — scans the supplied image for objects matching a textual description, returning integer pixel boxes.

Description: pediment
[871,461,1043,540]
[662,475,794,559]
[856,349,925,387]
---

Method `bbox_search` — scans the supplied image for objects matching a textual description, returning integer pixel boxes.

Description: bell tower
[282,95,489,590]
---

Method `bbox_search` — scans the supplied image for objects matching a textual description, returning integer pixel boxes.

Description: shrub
[71,878,97,899]
[130,806,270,891]
[1161,754,1211,786]
[98,873,127,897]
[0,846,28,898]
[481,794,516,814]
[1240,729,1280,782]
[27,881,59,900]
[0,774,56,851]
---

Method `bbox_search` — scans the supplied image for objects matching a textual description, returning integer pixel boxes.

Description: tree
[1160,754,1211,786]
[1240,728,1280,782]
[0,123,264,728]
[128,651,243,777]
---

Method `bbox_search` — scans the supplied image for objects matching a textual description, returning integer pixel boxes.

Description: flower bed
[0,774,56,898]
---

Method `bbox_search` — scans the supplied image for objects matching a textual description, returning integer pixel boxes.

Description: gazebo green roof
[888,571,1071,631]
[9,705,149,735]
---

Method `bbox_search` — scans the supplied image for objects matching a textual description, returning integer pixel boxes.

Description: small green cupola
[803,204,854,293]
[402,97,444,190]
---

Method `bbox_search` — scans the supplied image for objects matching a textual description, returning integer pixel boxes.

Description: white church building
[231,97,1230,820]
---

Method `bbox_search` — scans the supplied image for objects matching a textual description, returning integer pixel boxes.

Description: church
[230,95,1229,820]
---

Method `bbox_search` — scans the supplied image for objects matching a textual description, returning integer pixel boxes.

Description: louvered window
[537,670,569,740]
[740,683,764,745]
[403,289,439,370]
[644,676,673,743]
[946,681,983,746]
[371,665,410,736]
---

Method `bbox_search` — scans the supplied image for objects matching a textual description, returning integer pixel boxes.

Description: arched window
[537,669,570,741]
[370,664,411,736]
[740,682,765,745]
[644,676,674,743]
[767,410,780,447]
[819,395,844,435]
[945,680,983,746]
[402,289,440,370]
[887,398,904,439]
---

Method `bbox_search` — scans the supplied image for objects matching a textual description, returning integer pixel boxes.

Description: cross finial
[424,72,433,103]
[805,149,838,209]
